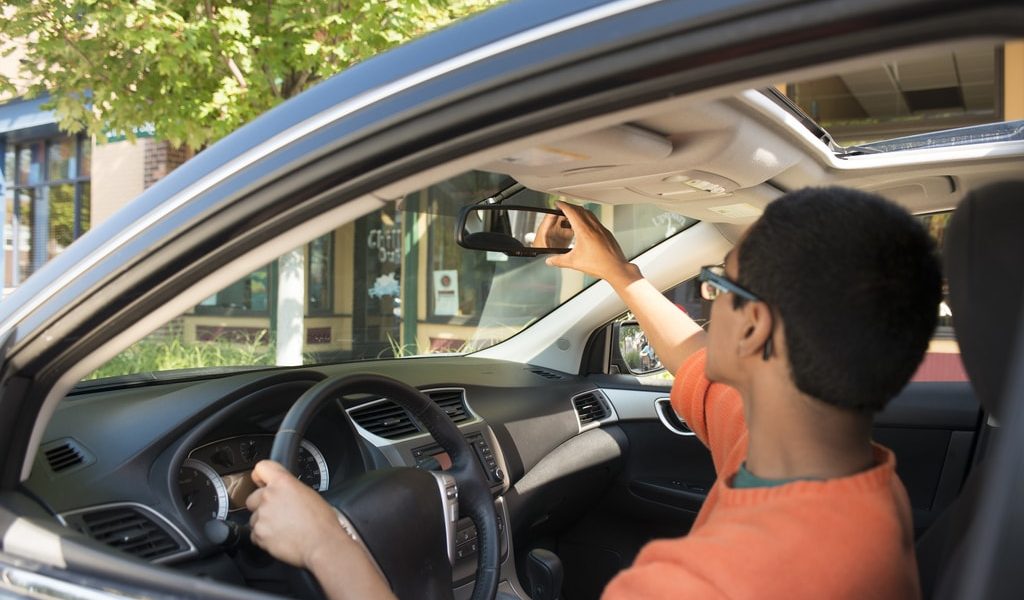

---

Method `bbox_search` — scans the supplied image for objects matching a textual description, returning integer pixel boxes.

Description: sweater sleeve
[601,559,726,599]
[669,348,746,472]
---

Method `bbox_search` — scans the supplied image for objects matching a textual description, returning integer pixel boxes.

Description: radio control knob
[492,468,504,481]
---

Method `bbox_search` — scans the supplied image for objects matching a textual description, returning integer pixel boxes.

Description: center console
[347,395,528,598]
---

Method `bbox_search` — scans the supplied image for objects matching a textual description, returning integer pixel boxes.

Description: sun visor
[481,125,673,177]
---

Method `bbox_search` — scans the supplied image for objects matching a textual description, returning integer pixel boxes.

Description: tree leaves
[2,0,499,150]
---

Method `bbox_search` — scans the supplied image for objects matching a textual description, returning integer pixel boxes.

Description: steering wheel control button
[453,513,505,562]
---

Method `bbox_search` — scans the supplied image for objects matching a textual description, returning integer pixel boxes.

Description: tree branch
[205,0,247,90]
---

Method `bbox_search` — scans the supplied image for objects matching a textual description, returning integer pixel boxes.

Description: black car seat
[915,180,1024,598]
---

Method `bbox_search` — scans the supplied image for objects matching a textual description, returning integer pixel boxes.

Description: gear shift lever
[527,548,563,600]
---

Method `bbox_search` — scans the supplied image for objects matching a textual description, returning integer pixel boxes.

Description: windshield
[85,170,696,383]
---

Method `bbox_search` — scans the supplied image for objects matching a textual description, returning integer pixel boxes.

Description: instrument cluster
[177,434,329,523]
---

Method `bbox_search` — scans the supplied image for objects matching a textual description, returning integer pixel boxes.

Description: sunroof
[780,40,1014,150]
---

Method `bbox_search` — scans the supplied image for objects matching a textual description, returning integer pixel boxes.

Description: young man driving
[247,186,939,599]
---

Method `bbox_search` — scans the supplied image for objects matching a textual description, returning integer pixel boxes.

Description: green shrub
[87,335,274,380]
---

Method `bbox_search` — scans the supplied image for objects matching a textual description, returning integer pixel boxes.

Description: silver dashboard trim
[601,387,665,420]
[428,471,459,565]
[654,397,696,436]
[1,560,144,600]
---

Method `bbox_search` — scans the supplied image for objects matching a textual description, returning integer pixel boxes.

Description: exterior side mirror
[612,320,664,376]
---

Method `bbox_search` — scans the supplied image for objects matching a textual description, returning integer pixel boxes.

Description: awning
[0,94,56,134]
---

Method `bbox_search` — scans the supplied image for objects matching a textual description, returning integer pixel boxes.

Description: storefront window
[47,137,75,181]
[425,171,549,323]
[353,205,403,357]
[307,234,333,314]
[3,135,91,287]
[196,267,271,315]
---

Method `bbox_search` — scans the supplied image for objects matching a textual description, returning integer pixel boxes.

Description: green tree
[0,0,497,150]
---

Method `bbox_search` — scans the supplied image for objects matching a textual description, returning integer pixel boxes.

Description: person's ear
[737,302,773,359]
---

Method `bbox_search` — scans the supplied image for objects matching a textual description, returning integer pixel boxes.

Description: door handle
[655,398,695,436]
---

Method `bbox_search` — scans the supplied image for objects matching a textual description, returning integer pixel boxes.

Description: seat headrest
[945,180,1024,419]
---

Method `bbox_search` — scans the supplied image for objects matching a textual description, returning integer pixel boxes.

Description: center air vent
[63,505,190,562]
[349,401,420,438]
[426,389,469,423]
[348,388,471,439]
[42,438,92,474]
[572,392,610,426]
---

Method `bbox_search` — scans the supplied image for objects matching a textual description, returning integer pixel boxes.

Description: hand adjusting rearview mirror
[456,205,573,257]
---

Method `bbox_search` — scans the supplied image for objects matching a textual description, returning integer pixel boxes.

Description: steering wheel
[269,374,499,600]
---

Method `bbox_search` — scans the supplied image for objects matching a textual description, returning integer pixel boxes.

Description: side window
[614,275,705,386]
[617,212,961,386]
[914,211,966,382]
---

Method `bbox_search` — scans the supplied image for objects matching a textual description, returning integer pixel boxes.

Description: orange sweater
[602,349,921,600]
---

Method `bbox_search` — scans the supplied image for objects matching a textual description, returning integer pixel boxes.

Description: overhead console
[479,98,802,224]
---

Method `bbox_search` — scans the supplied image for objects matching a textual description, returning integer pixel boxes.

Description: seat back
[944,180,1024,420]
[916,180,1024,598]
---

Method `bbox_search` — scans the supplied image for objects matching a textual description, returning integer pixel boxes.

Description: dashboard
[25,355,639,597]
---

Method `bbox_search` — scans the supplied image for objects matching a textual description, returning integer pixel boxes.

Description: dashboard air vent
[349,401,421,438]
[572,392,610,425]
[530,368,564,380]
[426,389,469,423]
[66,506,188,561]
[42,438,91,474]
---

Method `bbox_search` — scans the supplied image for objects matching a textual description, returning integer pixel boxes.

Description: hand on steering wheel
[253,374,499,600]
[247,460,396,600]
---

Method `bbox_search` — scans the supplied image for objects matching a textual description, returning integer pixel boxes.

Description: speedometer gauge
[298,440,329,492]
[178,458,229,521]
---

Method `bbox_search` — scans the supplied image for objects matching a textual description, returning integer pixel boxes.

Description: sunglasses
[698,265,774,360]
[698,265,761,302]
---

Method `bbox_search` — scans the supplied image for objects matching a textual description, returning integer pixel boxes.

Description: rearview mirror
[456,205,573,257]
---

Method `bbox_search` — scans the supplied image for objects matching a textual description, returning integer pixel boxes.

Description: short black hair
[736,186,942,412]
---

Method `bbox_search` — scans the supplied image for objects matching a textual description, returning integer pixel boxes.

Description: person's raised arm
[546,201,704,375]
